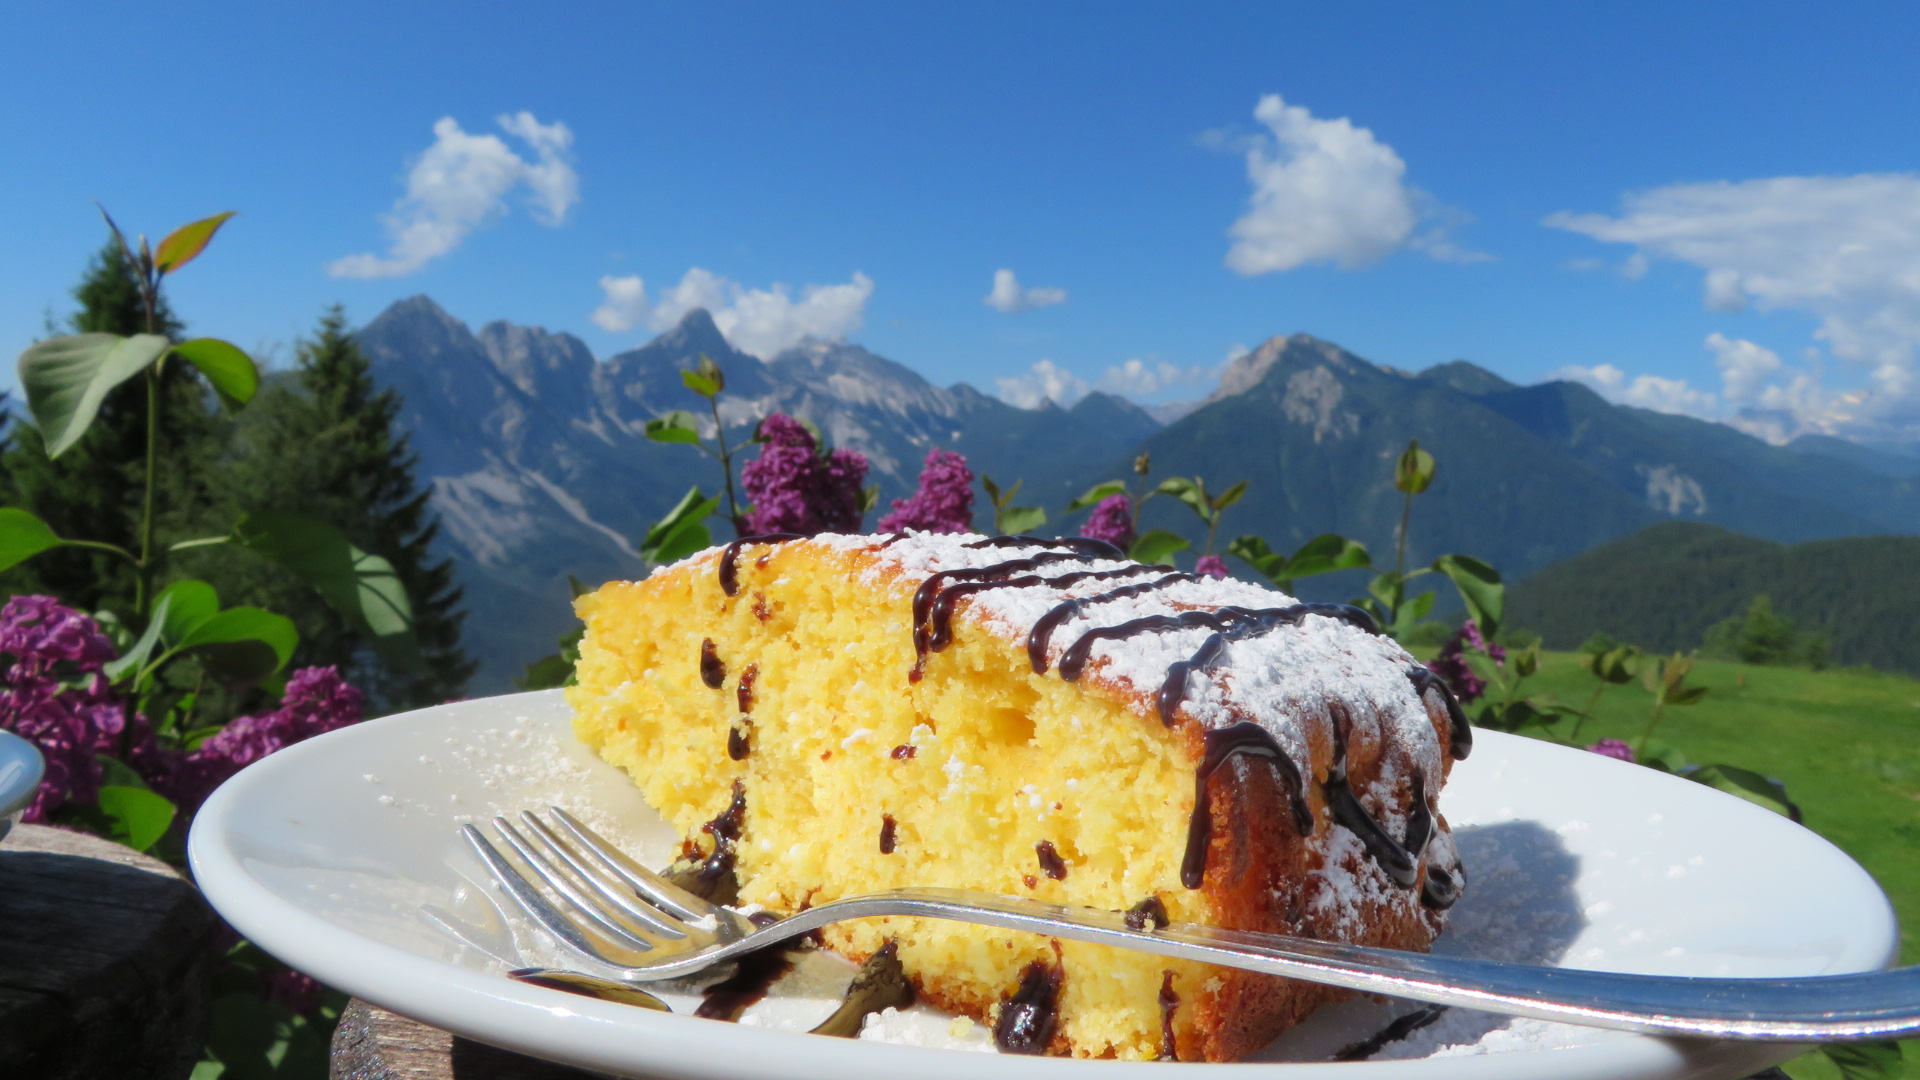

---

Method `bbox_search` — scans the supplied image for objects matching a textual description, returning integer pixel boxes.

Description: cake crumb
[948,1016,975,1037]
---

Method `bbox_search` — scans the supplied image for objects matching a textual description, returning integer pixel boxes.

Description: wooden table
[0,823,217,1079]
[330,999,605,1079]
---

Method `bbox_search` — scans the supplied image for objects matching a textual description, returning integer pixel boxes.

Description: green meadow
[1515,653,1920,1078]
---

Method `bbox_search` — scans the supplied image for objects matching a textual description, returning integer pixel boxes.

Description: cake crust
[566,532,1466,1061]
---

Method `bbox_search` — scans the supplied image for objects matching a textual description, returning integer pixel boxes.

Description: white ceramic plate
[189,691,1898,1080]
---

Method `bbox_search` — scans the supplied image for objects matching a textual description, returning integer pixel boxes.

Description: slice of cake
[566,532,1467,1061]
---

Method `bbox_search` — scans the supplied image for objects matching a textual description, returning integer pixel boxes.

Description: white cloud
[590,274,647,332]
[995,360,1089,409]
[1551,362,1720,419]
[995,354,1227,410]
[1547,173,1920,438]
[590,268,874,359]
[984,269,1067,314]
[1225,95,1430,274]
[330,112,578,278]
[1705,333,1784,403]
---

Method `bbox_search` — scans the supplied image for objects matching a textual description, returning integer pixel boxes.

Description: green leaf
[1212,479,1249,512]
[102,593,173,684]
[567,574,594,599]
[1688,764,1802,822]
[857,484,881,515]
[172,338,259,411]
[1395,437,1436,494]
[17,333,172,457]
[1637,738,1689,774]
[680,368,721,398]
[1820,1040,1904,1080]
[981,474,1005,506]
[0,507,63,572]
[233,511,419,671]
[516,653,575,691]
[1154,477,1209,519]
[1432,553,1505,639]
[178,606,299,685]
[1129,529,1189,566]
[1286,533,1373,578]
[1402,589,1437,622]
[1513,642,1540,678]
[644,409,701,444]
[640,487,721,564]
[96,785,176,852]
[154,578,221,641]
[153,211,236,275]
[1666,684,1709,707]
[998,505,1047,535]
[1226,535,1288,582]
[1067,480,1128,511]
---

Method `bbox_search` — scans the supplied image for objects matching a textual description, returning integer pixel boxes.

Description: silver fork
[463,808,1920,1042]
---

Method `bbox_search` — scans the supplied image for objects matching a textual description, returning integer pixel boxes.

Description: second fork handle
[752,887,1915,1043]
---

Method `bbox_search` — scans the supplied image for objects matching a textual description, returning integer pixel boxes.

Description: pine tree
[2,239,222,612]
[186,307,474,711]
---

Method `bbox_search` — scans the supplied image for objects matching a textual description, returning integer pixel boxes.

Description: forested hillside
[1507,522,1920,675]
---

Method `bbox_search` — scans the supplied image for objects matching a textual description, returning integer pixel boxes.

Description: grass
[1507,652,1920,1079]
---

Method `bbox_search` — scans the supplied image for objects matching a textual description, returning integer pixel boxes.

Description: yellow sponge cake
[566,532,1466,1061]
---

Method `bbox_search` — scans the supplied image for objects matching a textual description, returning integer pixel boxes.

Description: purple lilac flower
[268,969,324,1014]
[1195,554,1229,580]
[0,596,140,821]
[740,413,870,534]
[1459,618,1507,666]
[1426,621,1491,704]
[1081,494,1135,552]
[160,666,366,813]
[878,449,974,534]
[1587,738,1635,762]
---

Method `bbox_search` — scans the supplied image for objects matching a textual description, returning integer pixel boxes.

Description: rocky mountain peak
[1208,332,1371,404]
[361,294,482,365]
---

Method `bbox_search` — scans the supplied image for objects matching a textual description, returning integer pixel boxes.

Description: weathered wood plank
[330,998,608,1079]
[0,823,216,1078]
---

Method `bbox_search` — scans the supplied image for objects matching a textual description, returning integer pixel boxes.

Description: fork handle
[689,888,1915,1042]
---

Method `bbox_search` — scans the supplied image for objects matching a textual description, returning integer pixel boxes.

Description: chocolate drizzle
[699,638,725,688]
[1182,722,1313,889]
[965,534,1126,560]
[879,814,898,854]
[1332,1004,1447,1060]
[889,743,917,760]
[1322,705,1420,888]
[680,780,747,901]
[718,533,803,595]
[726,719,752,761]
[993,961,1063,1055]
[1407,666,1473,760]
[1124,896,1169,931]
[1035,840,1067,880]
[909,552,1104,669]
[1027,572,1194,673]
[694,944,796,1020]
[1059,602,1381,687]
[1157,971,1180,1061]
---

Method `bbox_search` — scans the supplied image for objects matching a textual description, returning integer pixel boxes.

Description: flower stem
[134,351,160,619]
[1568,683,1606,744]
[709,396,744,537]
[1394,489,1413,576]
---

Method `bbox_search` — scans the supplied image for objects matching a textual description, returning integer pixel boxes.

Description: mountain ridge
[353,297,1920,689]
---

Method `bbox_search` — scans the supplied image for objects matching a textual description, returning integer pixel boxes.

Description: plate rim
[188,690,1887,1080]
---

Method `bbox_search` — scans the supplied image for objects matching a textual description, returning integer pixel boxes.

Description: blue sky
[6,3,1919,441]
